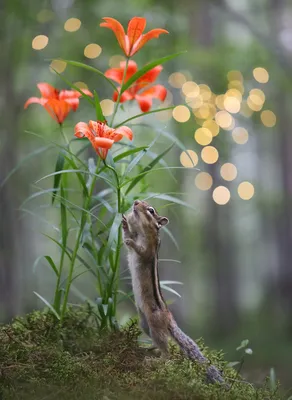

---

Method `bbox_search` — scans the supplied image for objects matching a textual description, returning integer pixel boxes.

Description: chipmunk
[122,200,225,385]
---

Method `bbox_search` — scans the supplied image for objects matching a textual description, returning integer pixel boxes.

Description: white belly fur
[128,251,144,311]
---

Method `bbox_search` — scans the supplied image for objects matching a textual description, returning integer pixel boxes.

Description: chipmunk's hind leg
[138,308,150,337]
[148,311,169,357]
[149,328,169,356]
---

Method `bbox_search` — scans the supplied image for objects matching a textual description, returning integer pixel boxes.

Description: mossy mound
[0,308,281,399]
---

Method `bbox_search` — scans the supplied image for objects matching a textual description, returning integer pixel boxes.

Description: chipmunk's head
[127,200,169,240]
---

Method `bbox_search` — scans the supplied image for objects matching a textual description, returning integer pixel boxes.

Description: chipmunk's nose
[134,200,140,207]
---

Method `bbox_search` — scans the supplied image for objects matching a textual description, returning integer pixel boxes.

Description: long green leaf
[52,150,65,204]
[143,193,196,211]
[163,226,179,250]
[51,68,94,106]
[64,156,88,195]
[159,280,183,285]
[60,185,68,246]
[33,292,60,320]
[42,233,72,261]
[1,145,52,188]
[160,283,181,298]
[21,208,60,232]
[35,169,114,188]
[113,146,148,162]
[123,133,162,178]
[125,143,174,195]
[114,107,174,129]
[94,90,105,122]
[104,213,122,258]
[121,51,185,94]
[32,255,59,277]
[59,59,118,91]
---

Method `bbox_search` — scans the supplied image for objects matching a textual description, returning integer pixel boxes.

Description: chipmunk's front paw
[122,214,128,229]
[125,238,133,247]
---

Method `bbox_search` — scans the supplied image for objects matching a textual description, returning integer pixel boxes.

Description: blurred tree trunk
[189,0,238,336]
[269,0,292,333]
[0,2,32,321]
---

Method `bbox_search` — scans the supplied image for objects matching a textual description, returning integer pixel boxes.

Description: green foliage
[0,310,282,400]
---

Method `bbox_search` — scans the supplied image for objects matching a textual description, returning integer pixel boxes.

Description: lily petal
[100,17,126,54]
[93,137,115,149]
[136,65,163,87]
[44,99,71,124]
[135,95,153,112]
[105,68,124,84]
[74,122,91,138]
[24,97,47,109]
[114,126,133,141]
[64,97,80,111]
[127,17,146,49]
[113,88,134,103]
[131,28,168,56]
[140,84,167,101]
[37,83,58,99]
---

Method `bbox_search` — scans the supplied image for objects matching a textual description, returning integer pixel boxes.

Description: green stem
[110,57,130,127]
[60,161,100,321]
[103,160,122,321]
[60,123,70,147]
[53,124,69,314]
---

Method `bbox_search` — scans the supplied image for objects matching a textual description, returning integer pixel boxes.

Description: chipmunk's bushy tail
[168,320,225,385]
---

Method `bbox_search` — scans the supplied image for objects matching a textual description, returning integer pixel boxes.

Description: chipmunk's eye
[147,207,155,215]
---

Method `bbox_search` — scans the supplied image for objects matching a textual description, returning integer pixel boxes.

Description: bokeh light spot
[253,67,269,83]
[109,55,126,67]
[172,105,190,122]
[194,127,212,145]
[32,35,49,50]
[215,94,225,110]
[240,100,254,118]
[261,110,276,127]
[180,150,198,168]
[182,81,199,97]
[228,80,244,94]
[195,172,213,191]
[227,70,243,82]
[247,96,263,112]
[168,72,187,88]
[249,88,265,106]
[201,146,219,164]
[220,163,237,181]
[64,18,81,32]
[213,186,231,205]
[84,43,102,59]
[232,127,249,144]
[238,181,255,200]
[50,60,67,73]
[203,120,219,137]
[215,110,234,130]
[73,81,88,90]
[100,99,114,116]
[199,84,212,100]
[188,95,203,109]
[224,96,241,114]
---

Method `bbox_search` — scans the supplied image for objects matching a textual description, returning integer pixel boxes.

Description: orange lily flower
[100,16,168,57]
[74,120,133,159]
[105,60,167,112]
[24,83,93,124]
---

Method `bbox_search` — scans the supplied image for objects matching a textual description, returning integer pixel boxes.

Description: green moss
[0,309,282,400]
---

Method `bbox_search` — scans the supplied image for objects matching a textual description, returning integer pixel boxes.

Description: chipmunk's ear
[158,216,169,227]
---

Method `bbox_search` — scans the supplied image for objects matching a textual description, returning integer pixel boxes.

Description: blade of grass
[125,143,174,195]
[58,59,118,91]
[33,292,60,320]
[121,51,186,94]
